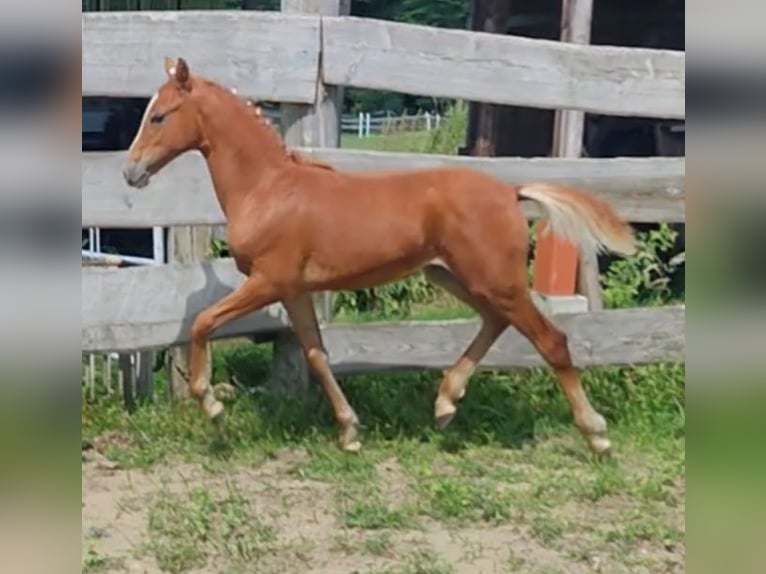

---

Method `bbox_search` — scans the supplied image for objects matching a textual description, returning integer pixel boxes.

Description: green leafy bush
[601,223,683,309]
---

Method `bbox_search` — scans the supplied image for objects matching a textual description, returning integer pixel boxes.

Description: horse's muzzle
[122,159,151,189]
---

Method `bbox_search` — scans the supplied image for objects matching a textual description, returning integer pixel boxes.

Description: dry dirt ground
[82,436,684,574]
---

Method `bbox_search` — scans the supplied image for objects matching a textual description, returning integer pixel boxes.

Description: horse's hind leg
[492,292,610,454]
[423,264,507,427]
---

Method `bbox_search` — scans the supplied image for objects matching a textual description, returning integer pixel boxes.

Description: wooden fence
[81,8,685,392]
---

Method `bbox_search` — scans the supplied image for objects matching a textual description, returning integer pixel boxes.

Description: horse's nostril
[123,162,142,186]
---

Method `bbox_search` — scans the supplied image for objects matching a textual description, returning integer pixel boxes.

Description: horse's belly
[304,242,434,291]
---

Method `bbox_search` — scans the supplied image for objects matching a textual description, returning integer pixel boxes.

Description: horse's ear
[164,56,191,90]
[174,58,190,87]
[164,56,176,77]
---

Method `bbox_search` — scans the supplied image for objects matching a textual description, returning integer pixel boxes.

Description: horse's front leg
[282,293,361,452]
[189,273,278,421]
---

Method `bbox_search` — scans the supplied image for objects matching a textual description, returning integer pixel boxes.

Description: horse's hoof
[588,435,612,455]
[342,440,362,453]
[206,398,225,424]
[435,411,456,430]
[434,396,457,429]
[339,419,361,453]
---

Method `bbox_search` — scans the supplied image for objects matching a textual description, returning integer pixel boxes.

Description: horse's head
[123,56,201,189]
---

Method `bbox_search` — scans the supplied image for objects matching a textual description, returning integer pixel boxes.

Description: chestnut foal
[124,57,636,454]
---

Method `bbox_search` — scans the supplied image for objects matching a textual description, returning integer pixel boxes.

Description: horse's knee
[306,347,329,369]
[191,311,215,344]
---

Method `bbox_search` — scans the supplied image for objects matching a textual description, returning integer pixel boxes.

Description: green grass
[139,482,279,573]
[82,546,125,573]
[83,347,684,573]
[341,498,416,530]
[341,131,433,153]
[333,298,476,324]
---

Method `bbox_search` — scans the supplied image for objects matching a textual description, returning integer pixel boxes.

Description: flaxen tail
[518,183,637,256]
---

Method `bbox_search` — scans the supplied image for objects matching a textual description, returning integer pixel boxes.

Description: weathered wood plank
[82,259,290,353]
[82,11,320,102]
[322,305,685,374]
[322,17,685,119]
[83,268,684,369]
[82,150,685,227]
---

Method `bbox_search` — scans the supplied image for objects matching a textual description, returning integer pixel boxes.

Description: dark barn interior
[463,0,685,159]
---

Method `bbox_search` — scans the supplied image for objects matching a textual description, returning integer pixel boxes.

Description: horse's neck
[197,94,288,213]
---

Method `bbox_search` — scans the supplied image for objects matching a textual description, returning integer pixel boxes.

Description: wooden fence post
[118,351,151,409]
[266,0,348,392]
[557,0,603,311]
[532,0,596,314]
[166,225,213,401]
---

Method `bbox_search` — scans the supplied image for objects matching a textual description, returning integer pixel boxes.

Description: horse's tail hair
[518,183,637,256]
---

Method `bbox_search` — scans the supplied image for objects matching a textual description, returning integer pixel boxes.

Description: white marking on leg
[195,373,224,420]
[128,91,159,153]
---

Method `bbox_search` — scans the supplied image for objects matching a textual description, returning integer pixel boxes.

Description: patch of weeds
[455,535,486,562]
[331,530,356,555]
[363,531,393,556]
[505,548,527,572]
[285,534,316,564]
[580,462,627,502]
[343,499,415,529]
[528,471,581,506]
[142,483,277,573]
[336,479,416,530]
[530,514,566,545]
[83,398,257,469]
[298,441,379,482]
[84,526,109,540]
[636,475,678,505]
[399,548,456,574]
[604,509,683,550]
[420,476,513,524]
[396,440,441,480]
[565,543,605,568]
[369,547,456,574]
[82,546,125,573]
[441,447,527,482]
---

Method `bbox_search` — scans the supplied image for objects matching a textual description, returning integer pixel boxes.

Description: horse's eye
[150,113,165,125]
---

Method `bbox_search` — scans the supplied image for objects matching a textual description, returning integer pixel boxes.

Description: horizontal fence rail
[321,16,685,119]
[82,11,320,102]
[82,259,289,352]
[82,11,685,119]
[81,257,684,368]
[82,151,685,227]
[323,305,685,374]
